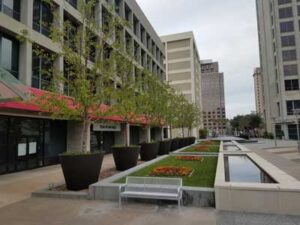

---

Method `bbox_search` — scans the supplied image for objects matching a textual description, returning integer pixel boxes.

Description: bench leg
[178,199,180,209]
[119,196,122,208]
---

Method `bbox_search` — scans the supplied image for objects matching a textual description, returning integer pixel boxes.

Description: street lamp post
[293,109,300,154]
[272,117,277,148]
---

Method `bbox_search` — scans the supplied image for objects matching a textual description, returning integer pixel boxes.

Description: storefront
[0,115,67,175]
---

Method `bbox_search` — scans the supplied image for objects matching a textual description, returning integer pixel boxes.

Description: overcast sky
[136,0,259,119]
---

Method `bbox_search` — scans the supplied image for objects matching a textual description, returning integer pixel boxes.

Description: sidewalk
[242,139,300,181]
[0,154,117,208]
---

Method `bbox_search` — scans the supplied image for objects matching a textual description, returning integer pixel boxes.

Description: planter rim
[60,152,104,157]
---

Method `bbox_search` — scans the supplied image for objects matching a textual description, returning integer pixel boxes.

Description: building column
[19,0,33,86]
[139,126,151,143]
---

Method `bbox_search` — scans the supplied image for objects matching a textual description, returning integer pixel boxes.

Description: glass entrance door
[16,136,40,171]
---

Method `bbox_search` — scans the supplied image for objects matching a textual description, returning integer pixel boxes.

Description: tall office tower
[256,0,300,139]
[0,0,165,175]
[161,31,202,138]
[200,60,226,136]
[253,67,265,118]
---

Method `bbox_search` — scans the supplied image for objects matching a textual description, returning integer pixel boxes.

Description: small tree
[27,0,128,152]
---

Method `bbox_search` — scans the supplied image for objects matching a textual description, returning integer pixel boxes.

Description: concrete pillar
[19,41,32,86]
[19,0,33,86]
[139,126,151,143]
[67,121,91,152]
[114,123,127,146]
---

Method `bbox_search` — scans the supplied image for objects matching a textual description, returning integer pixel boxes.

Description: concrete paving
[0,154,117,208]
[242,139,300,181]
[0,198,217,225]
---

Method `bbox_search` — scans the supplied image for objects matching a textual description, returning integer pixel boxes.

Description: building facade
[200,60,226,136]
[253,67,265,118]
[0,0,165,174]
[160,31,202,138]
[256,0,300,139]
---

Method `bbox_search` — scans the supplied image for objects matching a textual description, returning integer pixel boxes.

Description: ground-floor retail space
[0,115,67,175]
[0,114,166,175]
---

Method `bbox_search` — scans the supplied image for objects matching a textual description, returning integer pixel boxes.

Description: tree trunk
[81,119,90,152]
[169,126,173,139]
[182,126,185,137]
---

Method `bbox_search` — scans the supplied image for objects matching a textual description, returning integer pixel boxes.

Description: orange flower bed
[193,146,210,151]
[176,156,204,161]
[150,166,193,177]
[201,141,215,145]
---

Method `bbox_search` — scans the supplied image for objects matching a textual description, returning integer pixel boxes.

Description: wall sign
[93,123,121,132]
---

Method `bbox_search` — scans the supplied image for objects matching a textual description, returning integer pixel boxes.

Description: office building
[201,60,226,135]
[160,31,202,138]
[253,67,265,118]
[0,0,165,174]
[256,0,300,139]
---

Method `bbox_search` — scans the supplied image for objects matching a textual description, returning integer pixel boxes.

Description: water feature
[224,155,276,183]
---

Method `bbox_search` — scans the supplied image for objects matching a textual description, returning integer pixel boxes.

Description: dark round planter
[178,138,185,149]
[140,142,159,161]
[112,146,140,171]
[190,137,196,145]
[60,152,104,191]
[158,140,172,155]
[171,138,179,151]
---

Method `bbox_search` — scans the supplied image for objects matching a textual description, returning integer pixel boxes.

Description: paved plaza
[1,139,300,224]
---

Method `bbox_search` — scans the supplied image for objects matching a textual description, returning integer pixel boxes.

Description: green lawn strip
[114,156,218,187]
[198,140,220,145]
[181,145,220,153]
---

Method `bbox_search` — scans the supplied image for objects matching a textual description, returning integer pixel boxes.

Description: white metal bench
[119,177,183,208]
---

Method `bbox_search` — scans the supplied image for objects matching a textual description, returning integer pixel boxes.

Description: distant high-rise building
[256,0,300,139]
[161,31,202,138]
[201,60,226,135]
[253,67,265,118]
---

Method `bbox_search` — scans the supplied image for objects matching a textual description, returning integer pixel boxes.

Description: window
[286,100,300,115]
[280,21,294,33]
[125,32,132,55]
[33,0,53,37]
[124,3,131,23]
[133,15,139,37]
[32,45,54,90]
[284,64,298,76]
[298,5,300,16]
[66,0,77,9]
[282,50,297,61]
[281,35,295,47]
[285,79,299,91]
[0,33,19,78]
[64,13,79,52]
[278,0,291,5]
[115,0,121,15]
[279,7,293,18]
[0,0,20,20]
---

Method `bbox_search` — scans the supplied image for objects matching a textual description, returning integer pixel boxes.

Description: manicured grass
[114,156,218,187]
[181,145,220,153]
[198,140,220,146]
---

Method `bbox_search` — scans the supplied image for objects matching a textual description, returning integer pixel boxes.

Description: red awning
[0,88,150,125]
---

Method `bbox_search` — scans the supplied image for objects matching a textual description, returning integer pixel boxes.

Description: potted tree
[25,0,126,190]
[109,52,142,171]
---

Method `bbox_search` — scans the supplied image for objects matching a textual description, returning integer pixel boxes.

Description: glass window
[278,0,292,5]
[280,21,294,33]
[284,64,298,76]
[281,35,295,47]
[0,0,20,21]
[66,0,77,9]
[286,100,300,115]
[0,33,19,79]
[32,45,54,90]
[282,49,297,61]
[285,79,299,91]
[32,0,53,37]
[298,5,300,16]
[279,7,293,18]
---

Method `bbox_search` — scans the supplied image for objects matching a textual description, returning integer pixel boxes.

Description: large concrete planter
[170,138,179,151]
[158,140,172,155]
[112,146,140,171]
[60,152,104,191]
[140,142,159,161]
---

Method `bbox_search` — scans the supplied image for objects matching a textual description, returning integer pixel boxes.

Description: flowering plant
[193,146,210,151]
[176,156,204,161]
[150,166,193,177]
